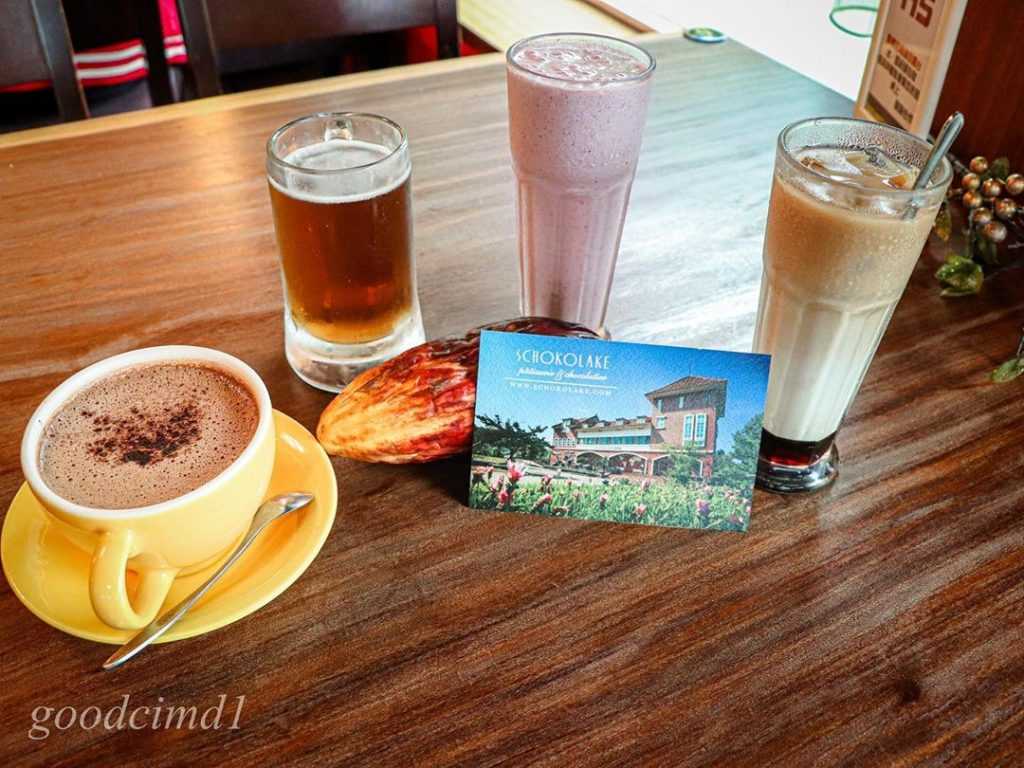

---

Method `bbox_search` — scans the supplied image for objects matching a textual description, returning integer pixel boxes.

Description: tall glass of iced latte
[753,117,952,493]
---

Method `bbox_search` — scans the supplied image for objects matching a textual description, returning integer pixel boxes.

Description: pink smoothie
[506,34,654,332]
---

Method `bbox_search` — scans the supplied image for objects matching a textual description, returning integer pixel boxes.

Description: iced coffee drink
[753,118,952,493]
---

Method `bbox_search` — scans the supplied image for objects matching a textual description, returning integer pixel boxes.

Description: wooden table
[2,36,1022,767]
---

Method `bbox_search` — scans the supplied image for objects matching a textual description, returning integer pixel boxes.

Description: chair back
[61,0,177,106]
[1,0,87,120]
[177,0,459,97]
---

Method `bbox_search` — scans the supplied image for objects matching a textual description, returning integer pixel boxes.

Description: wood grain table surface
[1,35,1023,767]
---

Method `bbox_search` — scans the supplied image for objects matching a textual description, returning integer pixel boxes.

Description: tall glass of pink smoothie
[506,33,655,333]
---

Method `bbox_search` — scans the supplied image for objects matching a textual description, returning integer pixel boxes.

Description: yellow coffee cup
[20,346,276,631]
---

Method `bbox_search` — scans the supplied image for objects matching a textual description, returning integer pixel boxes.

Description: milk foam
[39,363,258,509]
[269,138,410,204]
[512,39,649,84]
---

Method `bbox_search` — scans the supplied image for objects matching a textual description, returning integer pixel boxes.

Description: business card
[468,331,771,531]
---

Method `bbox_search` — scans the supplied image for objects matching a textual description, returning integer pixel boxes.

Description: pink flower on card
[507,461,526,482]
[696,499,711,524]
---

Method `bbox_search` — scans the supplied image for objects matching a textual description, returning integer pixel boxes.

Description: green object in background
[684,27,727,44]
[991,329,1024,383]
[829,1,879,38]
[934,253,983,297]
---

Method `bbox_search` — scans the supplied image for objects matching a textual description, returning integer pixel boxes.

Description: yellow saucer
[1,410,337,645]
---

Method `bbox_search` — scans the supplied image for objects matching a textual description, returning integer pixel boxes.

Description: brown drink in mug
[267,112,424,392]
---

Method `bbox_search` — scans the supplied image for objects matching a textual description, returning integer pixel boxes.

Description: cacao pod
[316,317,598,463]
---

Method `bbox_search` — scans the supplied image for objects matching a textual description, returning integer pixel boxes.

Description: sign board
[855,0,967,137]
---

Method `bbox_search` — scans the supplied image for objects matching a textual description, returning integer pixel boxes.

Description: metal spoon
[904,111,964,219]
[102,492,314,670]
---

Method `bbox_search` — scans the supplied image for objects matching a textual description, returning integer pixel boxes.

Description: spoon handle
[102,492,313,670]
[903,111,963,221]
[913,111,964,191]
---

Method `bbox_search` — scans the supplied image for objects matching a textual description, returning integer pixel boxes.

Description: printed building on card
[550,376,728,479]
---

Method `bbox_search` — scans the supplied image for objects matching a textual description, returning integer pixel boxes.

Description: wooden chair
[1,0,87,121]
[60,0,178,107]
[176,0,460,98]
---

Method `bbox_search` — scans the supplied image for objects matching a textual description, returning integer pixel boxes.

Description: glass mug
[267,112,425,392]
[753,117,952,493]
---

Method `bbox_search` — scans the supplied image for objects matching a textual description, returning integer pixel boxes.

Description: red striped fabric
[5,4,486,95]
[1,0,187,93]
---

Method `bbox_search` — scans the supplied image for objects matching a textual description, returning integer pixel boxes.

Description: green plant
[934,155,1023,383]
[709,414,762,498]
[935,156,1022,297]
[665,445,703,482]
[991,328,1024,383]
[469,474,750,531]
[472,414,549,461]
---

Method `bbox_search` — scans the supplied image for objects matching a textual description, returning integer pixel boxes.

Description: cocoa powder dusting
[39,362,258,509]
[87,402,203,467]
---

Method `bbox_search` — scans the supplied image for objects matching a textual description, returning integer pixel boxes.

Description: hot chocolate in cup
[20,346,276,631]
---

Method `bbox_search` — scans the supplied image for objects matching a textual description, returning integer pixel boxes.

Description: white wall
[636,0,873,98]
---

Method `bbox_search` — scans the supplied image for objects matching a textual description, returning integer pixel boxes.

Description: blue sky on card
[475,332,770,452]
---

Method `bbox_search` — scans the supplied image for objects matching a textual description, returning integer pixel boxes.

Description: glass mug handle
[90,530,178,630]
